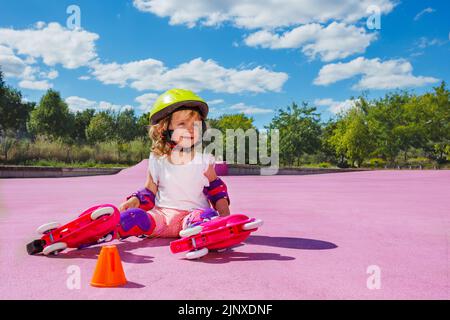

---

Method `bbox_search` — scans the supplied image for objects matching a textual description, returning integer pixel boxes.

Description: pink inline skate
[170,208,263,259]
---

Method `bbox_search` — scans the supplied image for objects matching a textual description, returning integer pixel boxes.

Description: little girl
[116,88,230,239]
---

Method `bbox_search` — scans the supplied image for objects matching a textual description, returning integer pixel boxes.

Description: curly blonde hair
[148,109,202,157]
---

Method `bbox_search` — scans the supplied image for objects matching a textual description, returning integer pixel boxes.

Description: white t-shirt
[148,151,215,211]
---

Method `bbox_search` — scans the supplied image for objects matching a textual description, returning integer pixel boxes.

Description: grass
[300,162,336,169]
[2,159,449,170]
[1,136,447,169]
[6,159,129,168]
[0,135,150,168]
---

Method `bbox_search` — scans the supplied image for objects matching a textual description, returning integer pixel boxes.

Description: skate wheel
[179,225,203,238]
[90,206,115,220]
[186,247,209,260]
[43,242,67,256]
[36,222,60,235]
[105,234,113,242]
[242,219,264,231]
[99,233,114,243]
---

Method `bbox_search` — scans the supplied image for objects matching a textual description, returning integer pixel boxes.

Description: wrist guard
[126,187,156,211]
[203,177,230,208]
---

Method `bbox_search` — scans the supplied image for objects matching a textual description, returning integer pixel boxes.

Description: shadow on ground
[244,235,338,250]
[33,235,336,266]
[191,246,296,264]
[38,237,173,263]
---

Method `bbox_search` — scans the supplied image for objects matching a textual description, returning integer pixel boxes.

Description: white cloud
[229,102,273,114]
[0,44,58,90]
[35,21,46,29]
[90,58,164,88]
[414,8,435,21]
[207,99,224,105]
[314,98,358,114]
[244,24,321,49]
[121,105,134,112]
[133,0,395,29]
[0,22,96,90]
[415,37,447,49]
[0,45,28,78]
[314,57,439,90]
[65,96,134,113]
[65,96,97,112]
[0,22,98,69]
[244,22,376,62]
[133,0,394,61]
[18,79,52,90]
[410,51,424,58]
[98,101,133,113]
[135,93,159,112]
[0,21,288,94]
[90,57,288,93]
[208,101,273,115]
[136,96,271,117]
[40,69,58,79]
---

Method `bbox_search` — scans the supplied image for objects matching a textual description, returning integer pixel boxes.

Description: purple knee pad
[117,208,155,238]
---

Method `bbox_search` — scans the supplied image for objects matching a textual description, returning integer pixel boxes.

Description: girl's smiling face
[168,109,202,148]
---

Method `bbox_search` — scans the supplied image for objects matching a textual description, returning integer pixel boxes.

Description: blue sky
[0,0,449,129]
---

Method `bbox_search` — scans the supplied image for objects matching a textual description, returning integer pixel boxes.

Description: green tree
[419,81,450,163]
[328,118,348,167]
[211,113,254,132]
[394,95,428,162]
[73,108,96,143]
[329,105,373,167]
[320,119,340,165]
[136,112,151,140]
[85,110,116,144]
[266,102,321,166]
[366,91,412,163]
[208,113,256,162]
[116,108,139,142]
[28,89,74,140]
[0,69,35,138]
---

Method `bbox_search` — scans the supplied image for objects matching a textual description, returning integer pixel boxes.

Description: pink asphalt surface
[0,161,448,299]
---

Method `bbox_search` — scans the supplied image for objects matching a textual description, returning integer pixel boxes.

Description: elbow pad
[203,178,230,208]
[126,187,156,211]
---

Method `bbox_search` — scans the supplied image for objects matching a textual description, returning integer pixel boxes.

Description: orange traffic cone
[90,245,127,287]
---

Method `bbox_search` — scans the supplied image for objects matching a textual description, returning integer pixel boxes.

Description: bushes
[0,135,149,165]
[301,162,333,168]
[362,156,439,169]
[364,158,387,168]
[0,135,16,161]
[128,137,151,162]
[406,157,430,168]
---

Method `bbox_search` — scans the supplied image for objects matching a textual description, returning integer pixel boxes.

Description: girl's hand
[119,196,140,212]
[203,163,217,182]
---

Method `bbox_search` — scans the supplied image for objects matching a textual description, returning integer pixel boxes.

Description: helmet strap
[162,119,206,152]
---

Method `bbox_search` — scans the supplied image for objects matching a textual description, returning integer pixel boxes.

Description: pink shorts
[147,206,199,238]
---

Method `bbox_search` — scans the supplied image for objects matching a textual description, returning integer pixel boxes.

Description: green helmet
[149,88,209,125]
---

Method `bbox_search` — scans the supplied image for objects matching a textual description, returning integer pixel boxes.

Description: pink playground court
[0,161,448,299]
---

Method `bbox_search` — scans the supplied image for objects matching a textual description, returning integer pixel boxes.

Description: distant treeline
[0,69,448,168]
